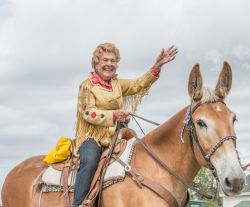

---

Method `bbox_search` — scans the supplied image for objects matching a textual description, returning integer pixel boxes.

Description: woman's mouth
[103,66,114,71]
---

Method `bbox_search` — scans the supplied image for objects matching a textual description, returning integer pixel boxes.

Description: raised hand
[153,45,178,70]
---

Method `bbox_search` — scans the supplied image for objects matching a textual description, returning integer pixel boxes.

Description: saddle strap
[112,155,179,207]
[61,164,71,207]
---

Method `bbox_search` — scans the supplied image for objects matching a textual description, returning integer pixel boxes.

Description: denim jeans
[72,138,102,206]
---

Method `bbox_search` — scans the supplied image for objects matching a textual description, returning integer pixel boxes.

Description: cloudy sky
[0,0,250,196]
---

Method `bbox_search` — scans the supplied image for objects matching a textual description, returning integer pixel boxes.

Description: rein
[98,123,122,207]
[129,100,237,200]
[129,113,213,199]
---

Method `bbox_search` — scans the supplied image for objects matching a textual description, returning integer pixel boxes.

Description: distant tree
[191,167,222,207]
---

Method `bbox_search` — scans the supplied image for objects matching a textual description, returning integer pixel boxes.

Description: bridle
[181,101,237,171]
[129,100,238,199]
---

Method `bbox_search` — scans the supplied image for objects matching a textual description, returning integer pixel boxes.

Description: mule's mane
[143,106,188,143]
[200,88,219,104]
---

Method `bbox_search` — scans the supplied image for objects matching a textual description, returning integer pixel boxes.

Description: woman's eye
[197,119,207,128]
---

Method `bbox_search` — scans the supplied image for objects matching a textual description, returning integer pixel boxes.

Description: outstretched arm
[120,45,178,96]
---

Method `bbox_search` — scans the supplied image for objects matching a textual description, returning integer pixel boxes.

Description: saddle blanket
[41,165,76,187]
[40,137,137,192]
[103,137,136,188]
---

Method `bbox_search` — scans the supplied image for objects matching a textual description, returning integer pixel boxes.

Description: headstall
[181,101,237,170]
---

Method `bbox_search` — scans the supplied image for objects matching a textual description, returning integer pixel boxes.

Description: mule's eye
[197,119,207,128]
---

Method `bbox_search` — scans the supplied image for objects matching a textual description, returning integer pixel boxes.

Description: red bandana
[91,72,112,90]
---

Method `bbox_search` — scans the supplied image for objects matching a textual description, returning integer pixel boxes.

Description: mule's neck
[142,106,200,184]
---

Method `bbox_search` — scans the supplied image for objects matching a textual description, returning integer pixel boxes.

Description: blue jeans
[72,138,102,206]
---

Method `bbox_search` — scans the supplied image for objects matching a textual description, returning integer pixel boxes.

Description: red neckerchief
[91,72,112,90]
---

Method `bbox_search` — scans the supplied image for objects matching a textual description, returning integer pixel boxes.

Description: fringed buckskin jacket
[75,70,159,149]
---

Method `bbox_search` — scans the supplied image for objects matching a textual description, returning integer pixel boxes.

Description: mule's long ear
[188,64,203,101]
[214,61,232,100]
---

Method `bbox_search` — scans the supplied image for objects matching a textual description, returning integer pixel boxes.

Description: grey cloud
[1,0,250,195]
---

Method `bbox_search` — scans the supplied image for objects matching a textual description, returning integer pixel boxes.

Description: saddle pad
[41,166,76,187]
[103,137,136,188]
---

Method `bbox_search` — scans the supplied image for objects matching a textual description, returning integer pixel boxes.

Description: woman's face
[95,52,118,82]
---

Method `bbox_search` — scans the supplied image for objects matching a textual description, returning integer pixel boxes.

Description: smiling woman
[72,42,178,206]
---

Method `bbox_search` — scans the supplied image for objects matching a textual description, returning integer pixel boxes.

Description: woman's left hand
[153,45,178,70]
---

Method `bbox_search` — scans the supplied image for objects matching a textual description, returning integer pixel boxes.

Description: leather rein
[129,100,237,200]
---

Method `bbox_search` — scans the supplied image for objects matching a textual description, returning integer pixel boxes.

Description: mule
[2,62,246,207]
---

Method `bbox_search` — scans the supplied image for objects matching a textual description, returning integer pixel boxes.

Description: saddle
[36,128,136,207]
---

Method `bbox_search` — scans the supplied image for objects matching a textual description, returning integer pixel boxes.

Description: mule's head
[188,62,246,196]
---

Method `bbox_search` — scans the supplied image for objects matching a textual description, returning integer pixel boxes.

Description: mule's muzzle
[224,176,246,195]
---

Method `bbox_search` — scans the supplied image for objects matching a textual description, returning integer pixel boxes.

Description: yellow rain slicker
[43,136,72,164]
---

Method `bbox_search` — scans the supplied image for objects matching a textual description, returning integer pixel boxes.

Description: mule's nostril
[225,177,232,188]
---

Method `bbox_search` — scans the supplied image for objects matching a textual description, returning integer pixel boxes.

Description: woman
[72,43,178,206]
